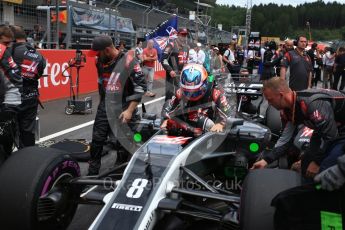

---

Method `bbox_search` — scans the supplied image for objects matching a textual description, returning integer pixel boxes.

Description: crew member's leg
[333,71,341,90]
[88,99,111,175]
[165,71,174,101]
[17,98,38,148]
[319,139,345,172]
[339,70,345,91]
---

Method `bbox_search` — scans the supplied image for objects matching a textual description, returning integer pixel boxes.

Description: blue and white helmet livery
[180,63,208,101]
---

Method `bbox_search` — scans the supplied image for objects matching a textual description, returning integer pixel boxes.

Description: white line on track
[36,96,165,143]
[80,185,98,198]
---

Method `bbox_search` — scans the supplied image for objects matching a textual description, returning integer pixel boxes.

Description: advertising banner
[261,36,281,45]
[3,0,22,4]
[38,50,165,102]
[38,50,98,102]
[71,6,135,33]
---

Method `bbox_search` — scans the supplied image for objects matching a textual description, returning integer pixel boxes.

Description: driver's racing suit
[263,89,345,176]
[161,85,235,135]
[88,50,146,175]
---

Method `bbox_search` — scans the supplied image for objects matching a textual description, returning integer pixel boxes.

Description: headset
[293,36,300,47]
[293,36,307,47]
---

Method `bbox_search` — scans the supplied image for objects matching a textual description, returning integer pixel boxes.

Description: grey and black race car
[0,115,303,230]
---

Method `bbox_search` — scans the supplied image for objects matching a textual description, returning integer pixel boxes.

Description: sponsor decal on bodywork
[111,203,143,212]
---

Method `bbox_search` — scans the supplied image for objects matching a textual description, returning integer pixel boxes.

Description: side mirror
[226,117,244,130]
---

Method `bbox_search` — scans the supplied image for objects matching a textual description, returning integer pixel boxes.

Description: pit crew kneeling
[252,77,345,182]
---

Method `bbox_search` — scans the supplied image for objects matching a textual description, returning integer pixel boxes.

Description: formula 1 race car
[0,116,302,230]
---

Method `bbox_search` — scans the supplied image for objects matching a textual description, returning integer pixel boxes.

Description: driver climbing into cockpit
[161,63,235,136]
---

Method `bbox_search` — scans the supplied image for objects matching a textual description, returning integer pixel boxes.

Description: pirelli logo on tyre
[111,203,143,212]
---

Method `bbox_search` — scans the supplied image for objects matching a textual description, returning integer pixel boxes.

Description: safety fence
[0,0,232,49]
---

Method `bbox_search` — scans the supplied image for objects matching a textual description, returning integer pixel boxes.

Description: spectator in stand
[236,45,245,69]
[279,39,294,80]
[261,41,281,81]
[246,48,255,74]
[142,39,158,97]
[307,43,322,88]
[135,39,143,64]
[195,42,206,65]
[275,43,284,77]
[333,47,345,91]
[223,41,239,79]
[257,42,267,75]
[323,47,335,89]
[28,24,46,49]
[280,36,312,91]
[210,44,215,52]
[117,40,128,53]
[284,39,294,52]
[203,43,212,73]
[211,46,224,74]
[188,42,197,64]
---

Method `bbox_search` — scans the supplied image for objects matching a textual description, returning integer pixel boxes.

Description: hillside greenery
[170,0,345,41]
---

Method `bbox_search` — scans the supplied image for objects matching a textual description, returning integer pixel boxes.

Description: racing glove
[314,155,345,191]
[167,119,202,137]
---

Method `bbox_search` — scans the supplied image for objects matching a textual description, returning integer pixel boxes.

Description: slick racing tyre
[240,169,301,230]
[266,105,281,136]
[0,146,81,230]
[50,139,91,162]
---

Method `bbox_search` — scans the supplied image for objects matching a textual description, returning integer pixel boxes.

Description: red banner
[38,50,165,102]
[39,50,98,102]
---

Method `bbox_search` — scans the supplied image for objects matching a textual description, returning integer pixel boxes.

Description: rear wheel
[240,169,301,230]
[0,146,81,230]
[266,105,281,136]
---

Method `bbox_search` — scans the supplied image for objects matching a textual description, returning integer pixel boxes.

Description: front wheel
[240,169,301,230]
[0,146,81,230]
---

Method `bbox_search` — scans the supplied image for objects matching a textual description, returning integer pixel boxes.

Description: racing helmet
[180,64,209,101]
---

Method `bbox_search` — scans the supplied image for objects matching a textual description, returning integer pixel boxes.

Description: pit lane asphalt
[36,77,165,230]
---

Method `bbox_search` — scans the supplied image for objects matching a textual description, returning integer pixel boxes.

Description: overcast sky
[216,0,345,7]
